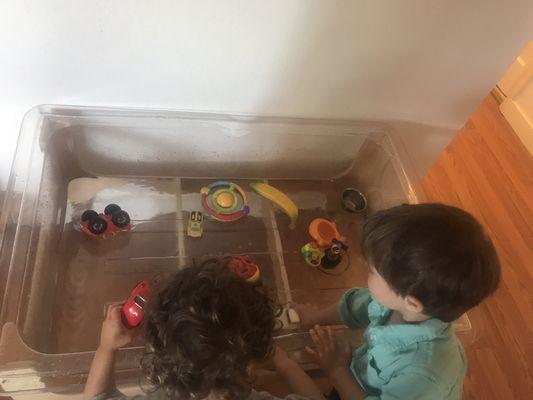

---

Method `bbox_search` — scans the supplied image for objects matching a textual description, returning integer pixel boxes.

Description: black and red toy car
[80,203,131,238]
[122,281,152,328]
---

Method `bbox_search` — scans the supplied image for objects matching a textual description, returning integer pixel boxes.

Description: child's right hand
[306,325,352,376]
[292,303,319,327]
[99,304,136,351]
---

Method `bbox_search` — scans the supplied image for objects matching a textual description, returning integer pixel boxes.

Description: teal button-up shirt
[338,288,466,400]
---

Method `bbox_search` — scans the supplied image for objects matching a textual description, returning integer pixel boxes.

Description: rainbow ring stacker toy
[200,181,250,222]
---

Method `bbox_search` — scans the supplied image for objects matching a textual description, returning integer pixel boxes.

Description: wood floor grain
[421,94,533,400]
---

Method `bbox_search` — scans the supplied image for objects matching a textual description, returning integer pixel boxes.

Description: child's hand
[305,325,352,376]
[99,304,136,351]
[292,303,319,327]
[272,345,293,370]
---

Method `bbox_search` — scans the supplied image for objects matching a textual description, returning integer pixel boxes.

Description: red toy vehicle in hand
[122,281,152,328]
[80,203,132,238]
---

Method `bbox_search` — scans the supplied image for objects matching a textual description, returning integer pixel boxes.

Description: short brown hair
[142,258,276,400]
[362,203,500,322]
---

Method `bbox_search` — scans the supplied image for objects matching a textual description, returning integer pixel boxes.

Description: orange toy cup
[308,218,346,249]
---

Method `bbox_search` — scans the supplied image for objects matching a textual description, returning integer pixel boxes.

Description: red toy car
[122,281,152,328]
[80,203,131,238]
[228,255,260,283]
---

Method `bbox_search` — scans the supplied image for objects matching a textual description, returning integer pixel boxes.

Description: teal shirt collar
[365,296,452,350]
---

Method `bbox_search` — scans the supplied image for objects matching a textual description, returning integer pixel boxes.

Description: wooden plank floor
[421,94,533,399]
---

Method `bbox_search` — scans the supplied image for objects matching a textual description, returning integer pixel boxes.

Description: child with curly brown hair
[83,259,323,400]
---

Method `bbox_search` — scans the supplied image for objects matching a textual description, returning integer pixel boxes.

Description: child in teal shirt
[296,203,500,400]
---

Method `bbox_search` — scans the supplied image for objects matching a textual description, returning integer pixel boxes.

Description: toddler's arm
[329,367,365,400]
[337,288,373,329]
[292,303,342,327]
[273,346,323,399]
[294,288,373,330]
[83,305,136,400]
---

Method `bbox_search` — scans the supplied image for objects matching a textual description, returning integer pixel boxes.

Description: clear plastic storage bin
[0,105,420,395]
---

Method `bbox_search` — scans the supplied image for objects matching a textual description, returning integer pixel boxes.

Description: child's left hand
[305,325,352,375]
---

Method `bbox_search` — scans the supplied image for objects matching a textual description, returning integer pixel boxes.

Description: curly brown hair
[141,258,276,400]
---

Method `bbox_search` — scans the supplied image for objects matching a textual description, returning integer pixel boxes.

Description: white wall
[1,0,532,188]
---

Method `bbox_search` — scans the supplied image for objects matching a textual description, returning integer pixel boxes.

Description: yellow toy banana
[250,182,298,229]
